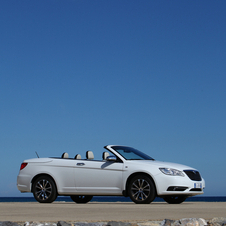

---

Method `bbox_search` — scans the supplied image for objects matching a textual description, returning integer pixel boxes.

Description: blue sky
[0,0,225,197]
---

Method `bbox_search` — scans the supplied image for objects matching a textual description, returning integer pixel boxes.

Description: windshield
[111,146,154,160]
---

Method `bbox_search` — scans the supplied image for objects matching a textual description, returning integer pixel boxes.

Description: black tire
[163,196,187,204]
[70,195,93,203]
[128,175,156,204]
[32,176,57,203]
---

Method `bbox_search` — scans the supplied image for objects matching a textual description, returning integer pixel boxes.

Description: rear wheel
[128,175,156,204]
[163,195,187,204]
[70,195,93,203]
[32,176,57,203]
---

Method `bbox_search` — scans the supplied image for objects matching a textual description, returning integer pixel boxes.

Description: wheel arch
[31,173,58,194]
[124,172,157,197]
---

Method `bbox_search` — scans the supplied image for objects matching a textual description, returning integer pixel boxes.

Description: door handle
[77,163,85,166]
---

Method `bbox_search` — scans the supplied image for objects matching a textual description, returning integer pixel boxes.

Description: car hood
[128,160,196,171]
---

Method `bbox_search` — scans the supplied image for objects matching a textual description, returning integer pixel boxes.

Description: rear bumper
[17,175,32,192]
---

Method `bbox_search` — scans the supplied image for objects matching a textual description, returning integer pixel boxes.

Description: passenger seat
[102,152,110,160]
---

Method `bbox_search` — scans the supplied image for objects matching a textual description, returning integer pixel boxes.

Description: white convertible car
[17,145,205,204]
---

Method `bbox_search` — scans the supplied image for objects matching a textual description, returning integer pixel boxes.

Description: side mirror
[106,156,117,161]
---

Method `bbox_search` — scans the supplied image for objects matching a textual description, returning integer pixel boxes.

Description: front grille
[184,170,202,181]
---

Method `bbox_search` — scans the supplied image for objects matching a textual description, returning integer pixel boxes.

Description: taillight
[20,163,28,170]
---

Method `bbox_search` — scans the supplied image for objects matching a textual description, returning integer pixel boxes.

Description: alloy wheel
[128,175,156,204]
[131,178,151,201]
[35,179,52,200]
[33,176,57,203]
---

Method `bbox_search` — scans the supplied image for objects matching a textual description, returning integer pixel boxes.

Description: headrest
[102,152,110,160]
[61,152,69,158]
[86,151,94,160]
[75,154,82,159]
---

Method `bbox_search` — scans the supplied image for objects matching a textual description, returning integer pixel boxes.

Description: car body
[17,145,205,204]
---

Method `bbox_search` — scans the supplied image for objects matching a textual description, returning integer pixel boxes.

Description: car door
[73,160,124,195]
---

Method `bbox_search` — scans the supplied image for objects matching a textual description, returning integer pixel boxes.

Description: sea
[0,196,226,202]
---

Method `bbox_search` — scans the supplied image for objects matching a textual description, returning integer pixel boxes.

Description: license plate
[194,183,202,188]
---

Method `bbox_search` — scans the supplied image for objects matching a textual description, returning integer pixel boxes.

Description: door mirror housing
[106,156,117,161]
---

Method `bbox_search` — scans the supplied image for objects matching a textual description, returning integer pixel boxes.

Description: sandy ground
[0,202,225,222]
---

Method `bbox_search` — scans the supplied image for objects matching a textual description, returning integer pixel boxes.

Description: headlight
[159,168,184,176]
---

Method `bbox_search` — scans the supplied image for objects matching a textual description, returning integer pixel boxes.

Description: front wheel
[70,195,93,203]
[163,196,187,204]
[32,176,57,203]
[128,175,156,204]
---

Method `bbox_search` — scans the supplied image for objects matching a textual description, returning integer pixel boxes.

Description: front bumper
[155,172,205,197]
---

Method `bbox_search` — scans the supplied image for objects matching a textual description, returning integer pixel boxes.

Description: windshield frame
[109,146,154,161]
